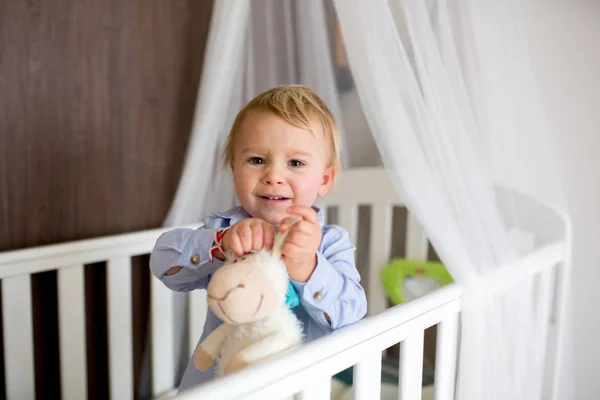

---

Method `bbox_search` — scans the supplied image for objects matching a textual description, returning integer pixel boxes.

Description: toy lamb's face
[207,248,290,324]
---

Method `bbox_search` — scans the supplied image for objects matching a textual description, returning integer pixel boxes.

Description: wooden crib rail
[0,223,198,400]
[178,283,462,400]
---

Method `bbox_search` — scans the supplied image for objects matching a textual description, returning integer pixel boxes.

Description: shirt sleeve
[291,225,367,330]
[149,225,225,292]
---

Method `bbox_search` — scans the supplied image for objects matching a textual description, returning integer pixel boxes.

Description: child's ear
[317,166,335,197]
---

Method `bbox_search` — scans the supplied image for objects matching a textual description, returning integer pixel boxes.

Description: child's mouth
[259,195,290,201]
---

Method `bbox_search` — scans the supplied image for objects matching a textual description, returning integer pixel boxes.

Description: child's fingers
[237,223,253,254]
[286,206,318,224]
[227,231,244,257]
[251,222,264,251]
[281,241,303,260]
[292,220,319,236]
[291,228,313,243]
[262,222,275,249]
[278,216,297,233]
[286,231,315,253]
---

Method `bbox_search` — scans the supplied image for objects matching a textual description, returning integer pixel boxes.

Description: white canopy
[162,1,574,399]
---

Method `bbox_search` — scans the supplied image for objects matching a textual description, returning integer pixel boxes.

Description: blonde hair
[222,84,342,178]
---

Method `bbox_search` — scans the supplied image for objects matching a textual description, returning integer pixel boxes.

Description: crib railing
[178,283,461,400]
[0,224,200,400]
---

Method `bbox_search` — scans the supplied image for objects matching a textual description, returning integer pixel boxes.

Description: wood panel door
[0,1,214,398]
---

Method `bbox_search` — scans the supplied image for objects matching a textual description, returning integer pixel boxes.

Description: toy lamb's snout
[207,252,282,324]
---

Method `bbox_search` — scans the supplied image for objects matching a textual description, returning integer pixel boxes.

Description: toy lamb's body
[208,306,302,376]
[193,223,303,378]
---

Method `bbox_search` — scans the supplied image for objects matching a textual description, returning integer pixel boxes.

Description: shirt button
[313,292,323,301]
[191,254,200,264]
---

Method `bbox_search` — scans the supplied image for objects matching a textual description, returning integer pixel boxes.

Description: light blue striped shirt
[149,206,367,393]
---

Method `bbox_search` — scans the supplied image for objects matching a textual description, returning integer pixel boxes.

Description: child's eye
[288,159,305,167]
[248,157,265,165]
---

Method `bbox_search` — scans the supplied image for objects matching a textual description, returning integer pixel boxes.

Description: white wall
[338,88,382,168]
[522,1,600,398]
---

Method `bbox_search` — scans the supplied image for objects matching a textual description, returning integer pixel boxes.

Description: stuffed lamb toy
[193,221,303,378]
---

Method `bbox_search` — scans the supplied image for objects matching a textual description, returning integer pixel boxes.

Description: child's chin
[265,214,286,226]
[256,210,288,225]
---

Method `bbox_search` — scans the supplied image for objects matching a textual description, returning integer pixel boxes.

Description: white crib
[0,167,565,400]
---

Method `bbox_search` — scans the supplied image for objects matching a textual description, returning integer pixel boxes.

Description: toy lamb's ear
[223,250,238,264]
[223,249,257,264]
[272,219,299,259]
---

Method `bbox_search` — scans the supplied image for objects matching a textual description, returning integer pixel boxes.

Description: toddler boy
[150,84,367,392]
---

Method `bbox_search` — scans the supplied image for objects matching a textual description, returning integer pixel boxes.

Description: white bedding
[330,379,435,400]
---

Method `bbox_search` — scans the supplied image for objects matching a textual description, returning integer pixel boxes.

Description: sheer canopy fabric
[334,1,572,399]
[160,0,573,399]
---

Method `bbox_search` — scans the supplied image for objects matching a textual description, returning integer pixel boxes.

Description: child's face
[231,111,334,225]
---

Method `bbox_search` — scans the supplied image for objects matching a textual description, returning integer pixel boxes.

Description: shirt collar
[211,205,325,227]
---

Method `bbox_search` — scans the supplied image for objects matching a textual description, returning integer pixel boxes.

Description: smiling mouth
[259,196,291,201]
[216,294,264,324]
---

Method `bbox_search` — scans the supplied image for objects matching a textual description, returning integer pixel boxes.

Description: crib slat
[151,277,176,396]
[298,376,331,400]
[368,203,393,315]
[338,204,358,245]
[406,213,428,260]
[353,351,382,399]
[2,275,35,399]
[434,313,459,400]
[188,289,208,357]
[532,268,554,400]
[107,256,133,400]
[58,265,88,400]
[400,331,425,399]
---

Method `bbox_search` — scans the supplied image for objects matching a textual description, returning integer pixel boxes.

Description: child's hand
[193,346,215,371]
[278,206,322,282]
[221,218,275,258]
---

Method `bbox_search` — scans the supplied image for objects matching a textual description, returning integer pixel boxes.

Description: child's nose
[263,167,284,185]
